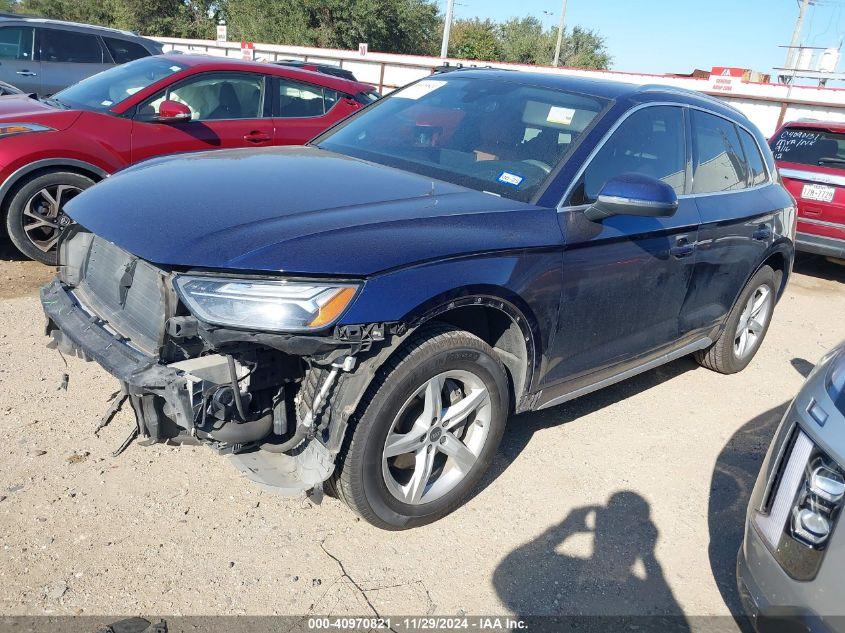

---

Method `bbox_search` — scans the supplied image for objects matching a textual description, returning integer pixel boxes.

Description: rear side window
[0,26,34,60]
[277,79,336,117]
[691,110,747,194]
[40,28,104,63]
[738,128,767,186]
[571,105,686,205]
[103,37,150,64]
[771,127,845,168]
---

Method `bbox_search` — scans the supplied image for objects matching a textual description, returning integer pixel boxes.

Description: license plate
[801,183,835,202]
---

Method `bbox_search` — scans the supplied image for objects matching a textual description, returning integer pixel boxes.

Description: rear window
[771,127,845,168]
[103,37,150,64]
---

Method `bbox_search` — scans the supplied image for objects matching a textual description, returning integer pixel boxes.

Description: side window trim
[558,102,773,210]
[686,108,772,197]
[135,71,270,122]
[557,101,688,209]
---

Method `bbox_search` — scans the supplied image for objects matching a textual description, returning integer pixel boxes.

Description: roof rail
[637,83,744,115]
[431,62,504,74]
[7,16,137,37]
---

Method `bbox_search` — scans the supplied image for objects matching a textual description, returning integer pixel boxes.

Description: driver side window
[139,73,266,122]
[569,106,686,206]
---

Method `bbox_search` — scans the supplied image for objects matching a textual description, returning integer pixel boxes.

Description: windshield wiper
[39,97,69,110]
[817,156,845,166]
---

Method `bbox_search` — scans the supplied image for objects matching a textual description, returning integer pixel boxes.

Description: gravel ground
[1,242,843,626]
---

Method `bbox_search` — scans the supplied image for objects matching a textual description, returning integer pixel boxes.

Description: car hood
[0,94,81,129]
[65,146,555,276]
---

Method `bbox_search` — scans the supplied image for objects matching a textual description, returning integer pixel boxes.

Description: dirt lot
[1,240,843,626]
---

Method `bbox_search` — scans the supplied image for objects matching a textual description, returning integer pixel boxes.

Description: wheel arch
[0,158,108,221]
[399,288,540,413]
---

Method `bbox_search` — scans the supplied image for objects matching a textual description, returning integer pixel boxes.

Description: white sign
[358,42,368,56]
[216,23,227,43]
[241,42,254,61]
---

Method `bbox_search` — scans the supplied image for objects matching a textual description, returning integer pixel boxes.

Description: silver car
[738,342,845,631]
[0,15,162,95]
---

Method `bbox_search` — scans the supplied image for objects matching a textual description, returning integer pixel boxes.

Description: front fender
[339,249,563,393]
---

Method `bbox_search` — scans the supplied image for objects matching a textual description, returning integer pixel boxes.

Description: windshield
[54,57,187,112]
[771,127,845,168]
[316,75,607,201]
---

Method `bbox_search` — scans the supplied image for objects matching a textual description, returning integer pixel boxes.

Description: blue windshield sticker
[497,172,524,187]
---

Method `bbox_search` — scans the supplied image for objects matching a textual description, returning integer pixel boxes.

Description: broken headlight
[174,275,359,332]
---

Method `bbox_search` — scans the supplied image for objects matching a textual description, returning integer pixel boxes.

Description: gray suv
[739,342,845,632]
[0,15,163,95]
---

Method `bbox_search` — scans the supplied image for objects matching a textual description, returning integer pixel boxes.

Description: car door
[542,104,701,390]
[273,77,359,145]
[0,25,40,94]
[681,110,776,334]
[130,71,274,164]
[38,28,111,95]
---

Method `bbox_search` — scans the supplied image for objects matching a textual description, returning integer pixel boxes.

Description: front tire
[695,265,777,374]
[333,323,509,530]
[5,171,94,264]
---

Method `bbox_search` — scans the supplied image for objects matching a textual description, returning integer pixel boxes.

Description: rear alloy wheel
[333,324,509,529]
[6,171,94,264]
[695,265,777,374]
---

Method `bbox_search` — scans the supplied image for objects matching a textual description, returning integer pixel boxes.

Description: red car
[0,54,375,263]
[771,120,845,262]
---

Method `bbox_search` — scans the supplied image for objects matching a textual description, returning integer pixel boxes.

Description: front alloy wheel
[332,323,509,529]
[382,370,492,505]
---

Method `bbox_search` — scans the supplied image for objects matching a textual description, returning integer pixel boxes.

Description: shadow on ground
[706,358,813,621]
[492,490,691,630]
[473,356,698,496]
[793,253,845,284]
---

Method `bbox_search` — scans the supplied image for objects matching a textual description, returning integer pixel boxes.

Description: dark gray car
[738,342,845,631]
[0,15,162,95]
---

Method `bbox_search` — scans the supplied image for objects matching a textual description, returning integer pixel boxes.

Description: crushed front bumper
[41,278,195,435]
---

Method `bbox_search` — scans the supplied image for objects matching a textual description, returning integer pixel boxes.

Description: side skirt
[534,337,713,411]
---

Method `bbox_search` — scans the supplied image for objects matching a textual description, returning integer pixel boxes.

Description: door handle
[16,70,36,77]
[753,226,772,241]
[670,237,696,258]
[243,131,271,143]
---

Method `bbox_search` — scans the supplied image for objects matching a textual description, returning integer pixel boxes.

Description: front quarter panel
[339,249,564,395]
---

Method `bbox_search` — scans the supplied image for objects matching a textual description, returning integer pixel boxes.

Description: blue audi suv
[41,70,795,529]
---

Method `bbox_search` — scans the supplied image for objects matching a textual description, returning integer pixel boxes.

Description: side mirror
[585,173,679,222]
[154,99,192,123]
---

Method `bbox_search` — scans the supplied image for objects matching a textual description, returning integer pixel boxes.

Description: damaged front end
[41,228,404,497]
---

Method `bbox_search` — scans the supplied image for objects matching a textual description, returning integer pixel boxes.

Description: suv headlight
[754,427,845,580]
[174,275,359,332]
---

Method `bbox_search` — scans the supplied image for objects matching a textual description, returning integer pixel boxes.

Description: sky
[437,0,845,78]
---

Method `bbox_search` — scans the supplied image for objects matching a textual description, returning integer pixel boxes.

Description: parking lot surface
[1,240,843,626]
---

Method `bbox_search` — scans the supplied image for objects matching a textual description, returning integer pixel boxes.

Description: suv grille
[71,234,174,356]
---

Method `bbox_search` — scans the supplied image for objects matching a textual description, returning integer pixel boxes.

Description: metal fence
[155,37,845,138]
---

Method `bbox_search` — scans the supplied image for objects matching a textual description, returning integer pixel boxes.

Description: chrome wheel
[734,284,772,359]
[382,370,491,505]
[22,184,81,253]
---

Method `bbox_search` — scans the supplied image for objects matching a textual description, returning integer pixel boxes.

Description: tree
[448,18,499,61]
[558,26,611,70]
[497,16,553,65]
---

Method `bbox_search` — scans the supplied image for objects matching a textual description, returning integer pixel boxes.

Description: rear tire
[333,323,509,530]
[695,265,776,374]
[5,171,94,265]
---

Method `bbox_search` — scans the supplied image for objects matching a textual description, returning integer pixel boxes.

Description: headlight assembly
[0,122,54,138]
[174,275,359,332]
